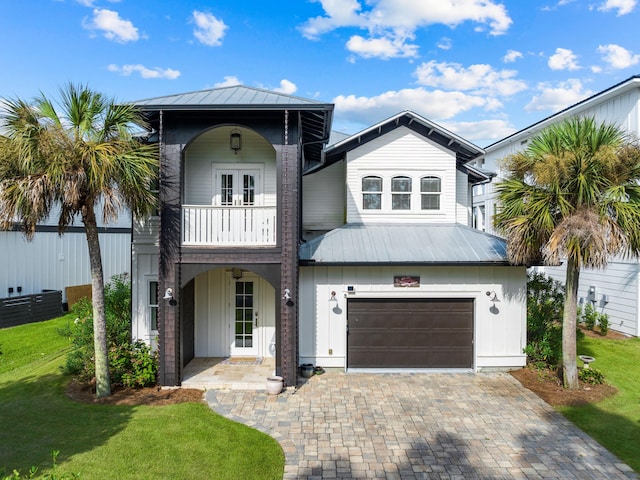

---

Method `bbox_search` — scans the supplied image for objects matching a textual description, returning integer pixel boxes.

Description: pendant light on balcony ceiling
[230,129,242,154]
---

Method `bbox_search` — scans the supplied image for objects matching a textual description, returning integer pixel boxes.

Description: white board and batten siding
[1,205,131,303]
[299,265,527,371]
[345,127,460,224]
[539,262,640,338]
[192,268,276,359]
[131,250,159,348]
[184,127,277,206]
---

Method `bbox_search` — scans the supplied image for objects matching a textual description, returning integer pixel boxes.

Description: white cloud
[107,64,180,79]
[440,119,516,143]
[437,37,452,50]
[598,0,637,15]
[525,79,593,112]
[597,44,640,69]
[274,79,298,95]
[83,8,139,43]
[503,49,523,63]
[414,60,527,97]
[346,34,418,59]
[333,88,500,128]
[214,76,242,87]
[548,47,580,70]
[300,0,512,59]
[192,10,228,47]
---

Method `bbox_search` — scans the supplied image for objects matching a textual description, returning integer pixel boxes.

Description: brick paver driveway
[206,372,636,479]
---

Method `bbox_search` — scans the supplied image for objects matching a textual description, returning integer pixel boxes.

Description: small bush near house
[597,313,609,336]
[580,303,598,330]
[524,272,566,368]
[60,274,158,388]
[578,366,605,385]
[578,303,610,336]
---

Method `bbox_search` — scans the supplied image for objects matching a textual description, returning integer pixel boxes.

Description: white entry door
[230,279,259,356]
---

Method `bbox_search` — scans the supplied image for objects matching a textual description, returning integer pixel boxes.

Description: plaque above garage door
[347,298,474,369]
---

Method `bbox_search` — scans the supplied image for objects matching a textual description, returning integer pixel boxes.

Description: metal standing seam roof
[299,223,509,265]
[132,85,332,110]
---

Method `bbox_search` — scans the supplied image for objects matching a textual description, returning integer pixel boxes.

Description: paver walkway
[206,372,637,479]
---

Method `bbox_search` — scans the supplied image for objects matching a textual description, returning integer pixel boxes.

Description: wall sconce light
[486,290,500,302]
[230,129,242,154]
[232,268,243,280]
[163,287,177,306]
[329,291,338,302]
[282,288,294,307]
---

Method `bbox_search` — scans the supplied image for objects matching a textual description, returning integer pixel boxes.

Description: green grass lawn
[558,334,640,473]
[0,315,284,479]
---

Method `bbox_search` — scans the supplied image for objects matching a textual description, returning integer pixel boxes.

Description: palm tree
[0,84,158,397]
[494,117,640,389]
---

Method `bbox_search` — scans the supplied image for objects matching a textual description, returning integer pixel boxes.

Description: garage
[347,298,474,369]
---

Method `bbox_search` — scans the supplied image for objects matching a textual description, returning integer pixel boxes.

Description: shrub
[579,367,605,385]
[60,274,158,388]
[598,313,609,336]
[578,302,610,336]
[525,272,565,368]
[581,303,598,330]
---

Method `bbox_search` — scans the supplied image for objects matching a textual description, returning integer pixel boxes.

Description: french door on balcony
[214,168,261,207]
[212,167,266,244]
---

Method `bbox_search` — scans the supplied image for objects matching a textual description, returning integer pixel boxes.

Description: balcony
[182,205,277,246]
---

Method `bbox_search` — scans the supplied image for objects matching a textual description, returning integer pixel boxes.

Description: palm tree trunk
[83,208,111,398]
[562,257,580,389]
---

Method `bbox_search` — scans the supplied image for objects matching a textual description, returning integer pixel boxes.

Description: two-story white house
[472,75,640,338]
[130,86,527,387]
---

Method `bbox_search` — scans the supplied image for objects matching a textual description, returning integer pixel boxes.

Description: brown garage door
[347,298,474,368]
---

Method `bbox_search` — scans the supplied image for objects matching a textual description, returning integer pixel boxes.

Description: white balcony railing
[182,205,277,246]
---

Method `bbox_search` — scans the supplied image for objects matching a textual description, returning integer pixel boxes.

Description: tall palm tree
[0,84,158,397]
[494,117,640,389]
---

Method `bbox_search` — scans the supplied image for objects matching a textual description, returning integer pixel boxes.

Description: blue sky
[1,0,639,145]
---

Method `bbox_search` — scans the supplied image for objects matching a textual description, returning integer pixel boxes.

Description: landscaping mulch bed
[68,327,628,407]
[510,326,626,407]
[66,379,205,406]
[510,367,617,406]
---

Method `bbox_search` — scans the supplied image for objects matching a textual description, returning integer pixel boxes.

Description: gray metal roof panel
[300,224,508,264]
[132,85,331,110]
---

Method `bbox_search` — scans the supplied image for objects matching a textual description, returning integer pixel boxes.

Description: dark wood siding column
[278,143,300,386]
[158,142,182,386]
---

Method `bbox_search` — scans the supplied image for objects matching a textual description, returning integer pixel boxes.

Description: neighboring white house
[0,207,132,307]
[471,75,640,338]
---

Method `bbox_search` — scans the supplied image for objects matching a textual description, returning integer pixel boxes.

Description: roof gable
[486,75,640,151]
[322,111,484,169]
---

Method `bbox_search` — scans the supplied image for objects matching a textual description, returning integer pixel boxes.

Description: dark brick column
[278,143,300,387]
[158,143,182,386]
